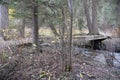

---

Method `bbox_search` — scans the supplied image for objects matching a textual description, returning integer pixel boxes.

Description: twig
[7,46,14,54]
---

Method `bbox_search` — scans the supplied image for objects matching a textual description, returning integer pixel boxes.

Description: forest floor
[0,42,120,80]
[0,27,120,80]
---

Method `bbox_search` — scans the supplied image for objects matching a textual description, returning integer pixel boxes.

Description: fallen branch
[0,60,18,80]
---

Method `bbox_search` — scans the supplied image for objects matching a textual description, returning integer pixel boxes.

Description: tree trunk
[116,11,120,27]
[92,0,99,35]
[60,8,66,71]
[19,18,25,38]
[0,4,9,40]
[19,1,25,38]
[66,0,73,72]
[83,0,92,34]
[48,21,60,36]
[115,1,120,37]
[116,1,120,27]
[32,2,39,52]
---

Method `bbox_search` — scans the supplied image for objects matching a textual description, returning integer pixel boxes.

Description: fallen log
[0,60,18,80]
[0,38,33,49]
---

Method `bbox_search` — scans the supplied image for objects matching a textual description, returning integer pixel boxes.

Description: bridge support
[90,39,106,50]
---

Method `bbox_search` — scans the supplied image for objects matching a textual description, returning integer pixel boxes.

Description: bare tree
[19,1,26,38]
[0,1,9,40]
[115,1,120,37]
[19,18,25,38]
[64,0,73,72]
[48,20,60,36]
[60,7,66,71]
[83,0,99,35]
[92,0,99,35]
[83,0,92,34]
[32,0,39,52]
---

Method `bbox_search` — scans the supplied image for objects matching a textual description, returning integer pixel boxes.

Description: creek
[73,46,120,68]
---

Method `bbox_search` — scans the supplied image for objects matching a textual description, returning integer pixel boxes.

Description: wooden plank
[73,35,108,41]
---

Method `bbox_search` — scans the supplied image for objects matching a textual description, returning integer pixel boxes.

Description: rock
[94,54,107,65]
[0,37,3,40]
[72,47,81,55]
[40,43,51,47]
[113,53,120,68]
[94,51,120,68]
[102,38,120,52]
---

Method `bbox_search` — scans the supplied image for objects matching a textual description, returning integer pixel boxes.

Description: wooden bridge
[0,35,108,49]
[72,35,109,49]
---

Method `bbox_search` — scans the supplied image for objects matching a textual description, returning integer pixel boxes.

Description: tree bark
[92,0,99,35]
[19,1,25,38]
[60,8,66,71]
[0,4,9,39]
[19,18,25,38]
[83,0,92,34]
[48,20,60,36]
[115,1,120,37]
[116,9,120,27]
[32,1,39,52]
[66,0,73,72]
[116,1,120,25]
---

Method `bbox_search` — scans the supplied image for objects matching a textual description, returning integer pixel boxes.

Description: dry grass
[0,44,120,80]
[25,27,89,37]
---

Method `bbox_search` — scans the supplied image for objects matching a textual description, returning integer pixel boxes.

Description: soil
[0,43,120,80]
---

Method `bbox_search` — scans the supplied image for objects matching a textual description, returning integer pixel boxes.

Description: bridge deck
[73,35,108,41]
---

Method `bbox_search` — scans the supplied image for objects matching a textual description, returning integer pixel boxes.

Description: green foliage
[0,0,8,5]
[78,18,85,30]
[0,52,8,62]
[98,0,120,26]
[98,0,115,24]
